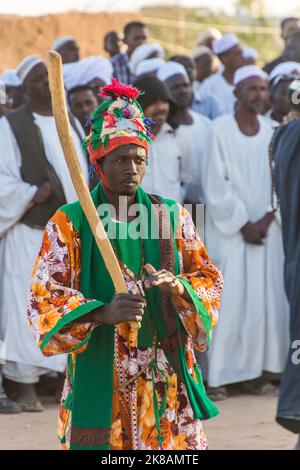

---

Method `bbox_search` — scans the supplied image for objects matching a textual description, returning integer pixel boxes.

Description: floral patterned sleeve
[27,210,104,357]
[173,206,223,352]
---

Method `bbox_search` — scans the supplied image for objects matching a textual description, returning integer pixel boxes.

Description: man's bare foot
[206,386,228,401]
[242,377,278,396]
[15,383,44,412]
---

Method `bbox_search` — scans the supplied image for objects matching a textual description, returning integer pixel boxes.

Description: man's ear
[234,85,241,100]
[21,83,27,100]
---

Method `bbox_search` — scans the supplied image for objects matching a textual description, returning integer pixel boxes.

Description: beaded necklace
[110,225,146,296]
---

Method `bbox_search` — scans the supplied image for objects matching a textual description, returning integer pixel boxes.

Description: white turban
[157,61,189,83]
[233,65,267,87]
[136,58,165,77]
[52,36,75,51]
[197,28,222,46]
[269,61,300,82]
[242,47,259,60]
[63,56,113,91]
[0,70,22,87]
[213,33,240,55]
[129,43,165,75]
[16,55,44,83]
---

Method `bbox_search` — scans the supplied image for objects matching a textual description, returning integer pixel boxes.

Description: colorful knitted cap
[83,78,154,166]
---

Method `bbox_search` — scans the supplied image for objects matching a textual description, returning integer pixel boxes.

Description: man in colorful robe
[27,80,223,450]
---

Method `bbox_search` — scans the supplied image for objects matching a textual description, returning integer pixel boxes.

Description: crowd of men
[0,17,299,448]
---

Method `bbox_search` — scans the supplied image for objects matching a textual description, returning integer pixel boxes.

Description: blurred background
[1,0,300,71]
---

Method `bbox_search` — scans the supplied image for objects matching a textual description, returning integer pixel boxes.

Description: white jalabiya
[141,122,194,204]
[200,73,236,116]
[202,114,290,387]
[0,113,89,377]
[175,110,211,204]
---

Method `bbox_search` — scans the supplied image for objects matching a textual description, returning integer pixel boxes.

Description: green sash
[56,183,218,450]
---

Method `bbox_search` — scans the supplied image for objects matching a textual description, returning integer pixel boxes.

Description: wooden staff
[47,50,139,345]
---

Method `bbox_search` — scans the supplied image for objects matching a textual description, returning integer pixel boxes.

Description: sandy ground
[0,392,297,450]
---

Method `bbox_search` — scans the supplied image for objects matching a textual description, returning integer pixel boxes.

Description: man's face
[271,79,293,117]
[105,33,121,58]
[58,40,80,64]
[87,78,106,104]
[285,34,300,62]
[144,99,170,130]
[174,57,197,83]
[69,89,98,129]
[165,74,192,108]
[23,62,51,106]
[243,56,256,66]
[282,19,300,40]
[236,77,269,114]
[195,53,215,81]
[101,144,147,195]
[201,36,215,50]
[125,27,148,54]
[221,44,244,72]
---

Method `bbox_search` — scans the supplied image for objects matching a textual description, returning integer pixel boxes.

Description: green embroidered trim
[176,277,212,348]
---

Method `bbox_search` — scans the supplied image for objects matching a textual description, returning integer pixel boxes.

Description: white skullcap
[16,55,44,83]
[242,47,259,60]
[212,33,240,55]
[197,28,222,45]
[136,58,165,77]
[269,61,300,82]
[52,36,75,51]
[191,46,212,59]
[0,69,22,87]
[157,61,189,83]
[129,43,165,75]
[63,55,113,91]
[233,65,267,86]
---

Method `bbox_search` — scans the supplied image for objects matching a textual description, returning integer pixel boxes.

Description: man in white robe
[0,86,23,414]
[52,36,80,64]
[134,75,194,204]
[0,56,88,410]
[202,65,290,398]
[157,61,211,205]
[200,34,244,116]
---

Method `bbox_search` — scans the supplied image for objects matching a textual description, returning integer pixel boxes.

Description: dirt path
[0,394,296,450]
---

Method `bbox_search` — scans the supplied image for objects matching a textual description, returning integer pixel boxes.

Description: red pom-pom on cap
[99,78,141,100]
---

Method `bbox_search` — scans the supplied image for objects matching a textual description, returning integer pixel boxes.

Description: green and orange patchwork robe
[27,187,223,450]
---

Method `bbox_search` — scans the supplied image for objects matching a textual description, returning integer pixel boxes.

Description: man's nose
[82,104,91,115]
[124,160,138,174]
